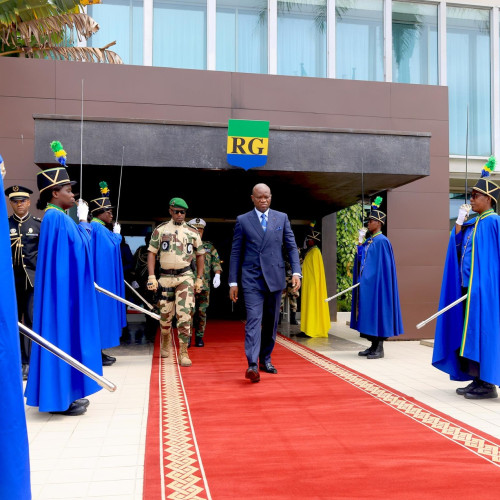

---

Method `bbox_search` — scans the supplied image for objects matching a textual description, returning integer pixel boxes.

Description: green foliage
[336,203,362,311]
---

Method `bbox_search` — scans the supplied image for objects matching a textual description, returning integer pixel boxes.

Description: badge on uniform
[187,243,193,254]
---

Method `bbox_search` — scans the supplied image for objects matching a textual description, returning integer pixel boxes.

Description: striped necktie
[261,213,267,232]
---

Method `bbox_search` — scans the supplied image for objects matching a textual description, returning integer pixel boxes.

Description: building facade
[86,0,500,193]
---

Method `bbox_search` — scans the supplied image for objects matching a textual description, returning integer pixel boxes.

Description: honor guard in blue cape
[433,157,500,400]
[25,141,102,416]
[4,183,41,380]
[0,155,31,499]
[350,197,404,359]
[187,218,222,347]
[89,182,126,366]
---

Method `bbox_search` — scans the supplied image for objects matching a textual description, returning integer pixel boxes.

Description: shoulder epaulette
[185,223,199,232]
[154,221,169,231]
[33,217,41,222]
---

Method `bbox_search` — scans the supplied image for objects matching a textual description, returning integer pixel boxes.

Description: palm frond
[20,44,123,63]
[0,12,98,47]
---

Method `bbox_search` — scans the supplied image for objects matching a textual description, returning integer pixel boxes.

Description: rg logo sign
[227,119,269,170]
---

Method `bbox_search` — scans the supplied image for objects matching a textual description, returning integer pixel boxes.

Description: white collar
[255,208,269,219]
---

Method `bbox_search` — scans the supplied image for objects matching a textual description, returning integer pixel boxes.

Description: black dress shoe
[456,379,480,395]
[259,362,278,374]
[245,366,260,383]
[102,353,116,363]
[195,337,204,347]
[295,332,310,338]
[465,382,498,400]
[50,402,87,416]
[102,358,114,367]
[74,398,90,408]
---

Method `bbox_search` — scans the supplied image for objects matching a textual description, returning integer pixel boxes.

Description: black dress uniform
[5,185,41,377]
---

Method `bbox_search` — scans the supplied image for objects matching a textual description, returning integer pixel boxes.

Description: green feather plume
[50,141,63,152]
[372,196,383,208]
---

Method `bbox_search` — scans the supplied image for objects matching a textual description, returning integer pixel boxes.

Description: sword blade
[18,322,116,392]
[94,282,160,320]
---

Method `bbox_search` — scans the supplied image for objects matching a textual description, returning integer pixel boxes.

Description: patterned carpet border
[160,346,211,500]
[277,335,500,467]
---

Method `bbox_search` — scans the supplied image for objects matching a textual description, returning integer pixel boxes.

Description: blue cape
[0,174,31,499]
[25,210,102,411]
[90,221,126,349]
[432,212,500,384]
[350,234,403,338]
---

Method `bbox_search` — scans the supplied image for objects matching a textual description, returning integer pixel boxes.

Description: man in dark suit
[229,183,301,383]
[4,185,41,380]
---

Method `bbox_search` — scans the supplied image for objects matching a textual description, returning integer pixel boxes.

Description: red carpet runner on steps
[144,320,500,500]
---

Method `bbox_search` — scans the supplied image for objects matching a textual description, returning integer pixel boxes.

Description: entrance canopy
[34,116,430,221]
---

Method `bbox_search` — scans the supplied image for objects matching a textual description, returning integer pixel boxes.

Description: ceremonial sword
[325,283,359,303]
[94,282,160,320]
[124,279,155,311]
[18,323,116,392]
[416,294,467,329]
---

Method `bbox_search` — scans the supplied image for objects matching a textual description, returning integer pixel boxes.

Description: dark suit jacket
[229,209,301,293]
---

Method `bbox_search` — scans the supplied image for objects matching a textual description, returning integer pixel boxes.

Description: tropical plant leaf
[0,13,98,47]
[21,45,123,63]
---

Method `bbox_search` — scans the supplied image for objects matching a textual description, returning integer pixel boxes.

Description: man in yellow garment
[298,229,330,338]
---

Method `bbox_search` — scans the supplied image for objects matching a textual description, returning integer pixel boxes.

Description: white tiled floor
[25,317,500,499]
[25,347,152,500]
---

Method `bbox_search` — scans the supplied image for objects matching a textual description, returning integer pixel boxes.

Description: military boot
[290,311,299,325]
[367,340,384,359]
[179,341,192,367]
[160,332,171,358]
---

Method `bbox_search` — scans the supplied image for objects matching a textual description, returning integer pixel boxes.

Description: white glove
[77,199,89,221]
[213,274,221,288]
[131,280,140,289]
[456,204,472,225]
[358,227,368,244]
[113,222,121,234]
[0,162,5,179]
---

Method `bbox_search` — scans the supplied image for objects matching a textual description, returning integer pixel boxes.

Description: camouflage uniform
[148,220,204,344]
[194,241,222,338]
[280,249,301,313]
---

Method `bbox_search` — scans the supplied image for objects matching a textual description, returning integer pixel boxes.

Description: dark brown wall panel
[0,59,449,340]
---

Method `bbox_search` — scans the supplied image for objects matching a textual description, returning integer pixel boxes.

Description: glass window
[216,0,268,73]
[447,7,491,156]
[153,0,207,69]
[88,0,143,65]
[277,0,327,78]
[392,1,437,85]
[336,0,383,81]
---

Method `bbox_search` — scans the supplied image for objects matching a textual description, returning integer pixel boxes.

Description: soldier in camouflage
[188,218,222,347]
[146,198,205,367]
[280,250,301,325]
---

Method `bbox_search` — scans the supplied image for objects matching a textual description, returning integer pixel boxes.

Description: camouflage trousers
[158,274,195,344]
[280,276,299,313]
[193,289,210,338]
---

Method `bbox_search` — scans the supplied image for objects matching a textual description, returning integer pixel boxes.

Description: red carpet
[144,320,500,499]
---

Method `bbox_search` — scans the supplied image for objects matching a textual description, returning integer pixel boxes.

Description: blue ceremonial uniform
[25,208,103,412]
[0,173,31,499]
[432,210,500,385]
[350,233,404,339]
[90,220,126,349]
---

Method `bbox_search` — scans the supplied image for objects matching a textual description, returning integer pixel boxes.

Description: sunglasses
[172,209,186,214]
[469,192,485,200]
